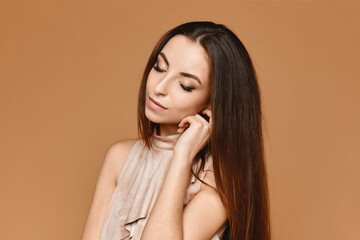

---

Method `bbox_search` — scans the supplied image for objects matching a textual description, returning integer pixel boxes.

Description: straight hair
[137,21,271,240]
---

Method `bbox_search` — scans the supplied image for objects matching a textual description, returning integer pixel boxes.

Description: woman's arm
[141,110,227,240]
[182,164,228,239]
[81,139,137,240]
[140,152,192,239]
[141,152,227,240]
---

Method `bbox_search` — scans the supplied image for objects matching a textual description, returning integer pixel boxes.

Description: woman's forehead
[160,35,210,85]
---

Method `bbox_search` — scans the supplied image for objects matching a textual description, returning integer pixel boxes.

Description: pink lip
[148,96,168,109]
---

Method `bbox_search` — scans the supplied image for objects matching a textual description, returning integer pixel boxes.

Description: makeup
[147,96,168,111]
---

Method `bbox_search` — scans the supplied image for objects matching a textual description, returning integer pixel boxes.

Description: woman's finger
[194,114,210,126]
[177,115,203,132]
[194,114,212,135]
[178,116,191,127]
[177,116,195,133]
[177,123,189,133]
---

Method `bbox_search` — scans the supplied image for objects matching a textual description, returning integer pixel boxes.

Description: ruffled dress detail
[100,132,227,240]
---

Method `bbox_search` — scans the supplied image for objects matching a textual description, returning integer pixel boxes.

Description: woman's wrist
[172,150,194,168]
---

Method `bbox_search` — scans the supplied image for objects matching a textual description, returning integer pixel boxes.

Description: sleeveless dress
[100,132,227,240]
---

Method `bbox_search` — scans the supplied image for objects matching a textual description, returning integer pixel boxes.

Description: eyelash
[153,65,164,73]
[153,64,195,92]
[178,81,194,92]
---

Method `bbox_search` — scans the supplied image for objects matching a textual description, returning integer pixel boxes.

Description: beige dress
[100,132,227,240]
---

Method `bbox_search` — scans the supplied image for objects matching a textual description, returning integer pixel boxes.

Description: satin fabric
[100,132,227,240]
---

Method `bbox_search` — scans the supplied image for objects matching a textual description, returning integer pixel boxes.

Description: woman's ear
[205,97,212,110]
[199,103,212,123]
[205,102,212,111]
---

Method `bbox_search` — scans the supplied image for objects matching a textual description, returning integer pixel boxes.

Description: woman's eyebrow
[159,52,202,85]
[159,52,170,66]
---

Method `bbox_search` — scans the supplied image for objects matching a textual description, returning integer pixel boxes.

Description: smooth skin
[81,139,138,240]
[145,35,212,136]
[81,35,228,239]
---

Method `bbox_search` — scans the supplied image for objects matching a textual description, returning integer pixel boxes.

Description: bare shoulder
[106,138,138,157]
[103,138,139,185]
[183,163,228,239]
[80,138,138,240]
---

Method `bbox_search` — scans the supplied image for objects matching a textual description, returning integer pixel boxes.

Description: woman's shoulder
[106,138,139,158]
[109,138,139,151]
[103,138,139,184]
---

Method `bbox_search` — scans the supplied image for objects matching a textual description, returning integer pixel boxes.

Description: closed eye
[179,81,195,92]
[153,65,164,72]
[153,62,194,92]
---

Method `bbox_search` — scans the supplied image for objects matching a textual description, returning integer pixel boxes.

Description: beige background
[0,0,359,239]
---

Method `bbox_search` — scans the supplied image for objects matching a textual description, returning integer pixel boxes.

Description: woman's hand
[173,108,213,163]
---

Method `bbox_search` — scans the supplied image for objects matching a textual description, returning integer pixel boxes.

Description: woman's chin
[145,114,162,124]
[146,109,186,125]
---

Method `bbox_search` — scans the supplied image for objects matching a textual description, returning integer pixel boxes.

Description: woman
[82,21,271,240]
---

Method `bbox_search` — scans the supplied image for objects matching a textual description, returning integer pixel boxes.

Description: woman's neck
[157,123,179,137]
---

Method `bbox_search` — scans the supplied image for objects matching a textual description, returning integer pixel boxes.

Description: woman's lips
[148,96,168,110]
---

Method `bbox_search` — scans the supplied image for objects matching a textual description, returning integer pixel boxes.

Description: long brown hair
[137,21,271,240]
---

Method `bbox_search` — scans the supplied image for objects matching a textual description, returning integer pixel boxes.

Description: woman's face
[145,35,211,127]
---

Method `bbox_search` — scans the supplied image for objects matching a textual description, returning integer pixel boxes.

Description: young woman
[81,21,271,240]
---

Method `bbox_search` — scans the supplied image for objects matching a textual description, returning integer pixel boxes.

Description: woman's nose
[154,75,171,96]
